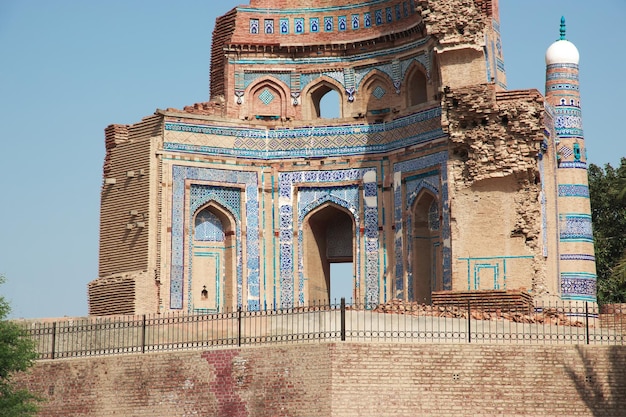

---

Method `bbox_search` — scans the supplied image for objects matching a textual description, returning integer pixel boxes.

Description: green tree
[0,276,41,416]
[589,159,626,303]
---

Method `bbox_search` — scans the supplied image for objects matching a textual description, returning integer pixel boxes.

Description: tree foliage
[0,276,40,416]
[589,159,626,304]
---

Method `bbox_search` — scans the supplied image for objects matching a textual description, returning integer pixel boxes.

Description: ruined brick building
[88,0,596,315]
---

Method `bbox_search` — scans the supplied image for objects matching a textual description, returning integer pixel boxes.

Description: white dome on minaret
[545,17,579,65]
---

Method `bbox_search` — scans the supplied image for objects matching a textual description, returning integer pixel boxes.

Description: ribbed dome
[546,39,579,65]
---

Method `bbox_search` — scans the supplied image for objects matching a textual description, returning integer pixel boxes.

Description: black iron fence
[23,299,626,360]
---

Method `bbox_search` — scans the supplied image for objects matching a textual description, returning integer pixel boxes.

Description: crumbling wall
[443,84,548,293]
[417,0,487,49]
[442,85,544,186]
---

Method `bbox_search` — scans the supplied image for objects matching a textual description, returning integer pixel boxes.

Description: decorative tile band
[559,161,587,169]
[231,37,429,66]
[558,184,589,198]
[164,108,445,160]
[560,254,596,261]
[561,272,596,300]
[559,214,593,242]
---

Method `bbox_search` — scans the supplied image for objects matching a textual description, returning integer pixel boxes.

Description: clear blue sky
[1,1,624,319]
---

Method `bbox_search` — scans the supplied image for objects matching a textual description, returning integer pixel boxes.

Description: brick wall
[17,343,626,416]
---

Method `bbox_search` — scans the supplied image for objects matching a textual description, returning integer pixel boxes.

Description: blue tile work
[164,107,445,160]
[278,168,380,307]
[338,15,347,31]
[560,254,595,261]
[194,210,225,242]
[324,16,333,31]
[393,152,450,299]
[264,19,274,34]
[295,18,304,34]
[310,17,319,33]
[559,214,593,242]
[258,88,275,105]
[559,161,587,169]
[539,157,548,257]
[249,19,259,34]
[242,1,415,35]
[400,53,432,80]
[188,186,241,313]
[170,166,260,311]
[404,175,439,301]
[351,14,359,29]
[554,110,583,138]
[375,9,383,25]
[561,272,596,300]
[558,184,590,198]
[364,12,371,27]
[243,71,291,89]
[280,18,289,34]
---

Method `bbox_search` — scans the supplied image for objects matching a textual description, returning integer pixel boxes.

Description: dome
[546,39,579,65]
[545,16,579,65]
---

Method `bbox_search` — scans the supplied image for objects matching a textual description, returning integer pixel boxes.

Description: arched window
[405,65,428,107]
[319,89,341,119]
[305,80,344,120]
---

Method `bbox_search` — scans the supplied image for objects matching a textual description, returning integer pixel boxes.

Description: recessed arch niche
[190,202,237,312]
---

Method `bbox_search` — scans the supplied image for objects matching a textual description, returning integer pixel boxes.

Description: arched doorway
[410,192,442,303]
[302,203,354,304]
[190,203,237,312]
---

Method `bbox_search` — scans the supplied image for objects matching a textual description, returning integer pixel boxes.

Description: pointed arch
[358,69,399,120]
[408,189,442,304]
[404,61,429,107]
[246,77,290,120]
[301,76,346,120]
[190,201,238,312]
[301,201,356,304]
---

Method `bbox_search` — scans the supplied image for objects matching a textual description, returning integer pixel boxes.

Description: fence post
[237,306,242,347]
[141,314,146,353]
[51,322,57,360]
[340,297,346,341]
[585,302,590,345]
[467,300,471,343]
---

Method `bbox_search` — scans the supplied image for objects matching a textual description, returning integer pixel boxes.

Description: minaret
[545,17,597,301]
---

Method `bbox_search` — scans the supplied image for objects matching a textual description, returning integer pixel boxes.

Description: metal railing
[23,299,625,360]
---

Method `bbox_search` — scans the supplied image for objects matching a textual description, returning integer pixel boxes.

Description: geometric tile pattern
[278,168,379,307]
[561,272,596,300]
[559,214,593,242]
[372,86,386,99]
[558,184,590,198]
[194,210,225,242]
[170,166,260,311]
[560,254,596,261]
[258,88,275,105]
[164,106,445,160]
